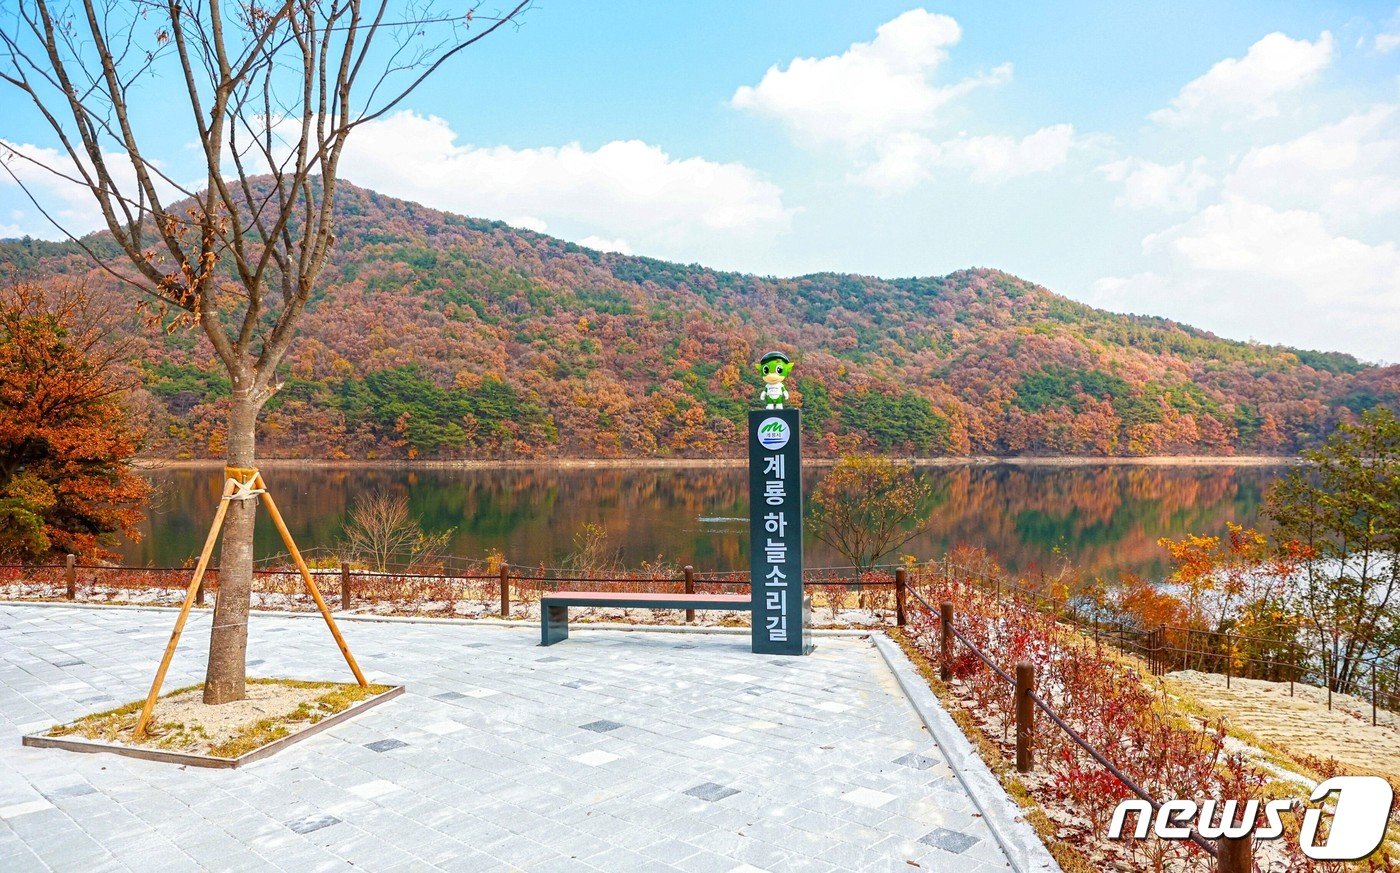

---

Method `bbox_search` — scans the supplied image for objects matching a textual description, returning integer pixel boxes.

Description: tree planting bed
[23,678,402,768]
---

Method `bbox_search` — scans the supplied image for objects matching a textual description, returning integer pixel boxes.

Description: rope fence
[900,579,1243,870]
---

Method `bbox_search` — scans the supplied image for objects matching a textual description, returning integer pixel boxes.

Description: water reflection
[126,463,1289,580]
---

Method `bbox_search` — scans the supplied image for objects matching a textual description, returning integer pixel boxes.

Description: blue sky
[2,2,1399,360]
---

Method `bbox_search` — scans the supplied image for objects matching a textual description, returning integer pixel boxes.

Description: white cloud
[1144,198,1400,304]
[577,235,632,254]
[0,222,21,238]
[1150,31,1334,124]
[339,111,792,258]
[0,139,136,236]
[855,124,1078,189]
[509,215,548,233]
[1098,157,1215,212]
[1378,32,1400,52]
[731,9,1009,147]
[733,10,1075,190]
[1224,105,1400,218]
[0,137,193,241]
[1091,198,1399,360]
[939,125,1078,183]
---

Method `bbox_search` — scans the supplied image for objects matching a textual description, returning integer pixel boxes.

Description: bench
[539,591,751,645]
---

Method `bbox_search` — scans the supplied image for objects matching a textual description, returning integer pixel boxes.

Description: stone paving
[0,605,1015,872]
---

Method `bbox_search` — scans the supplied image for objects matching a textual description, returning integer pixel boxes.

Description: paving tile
[286,813,341,834]
[684,782,740,802]
[0,605,1021,872]
[918,826,981,854]
[892,752,940,770]
[364,738,409,753]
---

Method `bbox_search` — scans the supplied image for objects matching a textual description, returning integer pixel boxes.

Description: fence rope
[904,582,1222,861]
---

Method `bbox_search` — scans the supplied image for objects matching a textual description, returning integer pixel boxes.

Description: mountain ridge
[2,180,1395,459]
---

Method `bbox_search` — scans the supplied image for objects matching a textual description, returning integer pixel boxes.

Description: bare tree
[342,487,450,572]
[0,0,529,703]
[809,454,934,571]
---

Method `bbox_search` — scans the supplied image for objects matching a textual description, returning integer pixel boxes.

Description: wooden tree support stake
[132,469,369,741]
[133,478,237,739]
[255,472,368,688]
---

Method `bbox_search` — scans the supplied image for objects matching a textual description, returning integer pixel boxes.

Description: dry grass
[48,678,392,758]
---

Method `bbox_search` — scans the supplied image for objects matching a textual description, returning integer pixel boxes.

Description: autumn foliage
[4,181,1397,461]
[0,283,149,561]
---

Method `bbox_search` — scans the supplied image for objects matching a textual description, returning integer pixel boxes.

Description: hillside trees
[5,206,1398,461]
[1267,408,1400,691]
[0,0,530,703]
[0,283,148,561]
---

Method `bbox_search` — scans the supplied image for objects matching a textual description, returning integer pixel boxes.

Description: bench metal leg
[541,604,569,646]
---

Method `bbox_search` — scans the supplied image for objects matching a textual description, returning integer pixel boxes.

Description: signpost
[748,408,810,655]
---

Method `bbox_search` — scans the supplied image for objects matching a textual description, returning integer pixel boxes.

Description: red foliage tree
[0,283,149,561]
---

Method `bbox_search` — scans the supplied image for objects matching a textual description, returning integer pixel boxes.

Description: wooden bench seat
[539,591,751,645]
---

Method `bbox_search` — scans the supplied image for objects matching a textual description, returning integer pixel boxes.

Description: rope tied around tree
[222,466,264,501]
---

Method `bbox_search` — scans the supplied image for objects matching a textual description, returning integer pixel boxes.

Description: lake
[123,463,1294,581]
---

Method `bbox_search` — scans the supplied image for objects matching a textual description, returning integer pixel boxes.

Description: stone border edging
[871,632,1062,873]
[22,684,405,768]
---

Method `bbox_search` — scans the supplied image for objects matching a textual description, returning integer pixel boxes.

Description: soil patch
[47,678,392,758]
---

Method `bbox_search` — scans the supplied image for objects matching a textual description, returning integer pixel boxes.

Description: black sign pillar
[749,408,809,655]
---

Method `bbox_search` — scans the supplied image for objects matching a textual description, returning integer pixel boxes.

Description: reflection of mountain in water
[127,464,1288,581]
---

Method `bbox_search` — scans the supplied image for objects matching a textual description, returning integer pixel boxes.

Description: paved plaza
[0,605,1027,872]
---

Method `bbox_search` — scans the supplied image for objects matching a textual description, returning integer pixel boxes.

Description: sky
[2,2,1399,361]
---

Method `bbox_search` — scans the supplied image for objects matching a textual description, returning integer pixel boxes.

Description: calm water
[123,463,1292,580]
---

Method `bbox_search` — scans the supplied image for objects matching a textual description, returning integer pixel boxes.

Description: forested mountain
[3,181,1397,459]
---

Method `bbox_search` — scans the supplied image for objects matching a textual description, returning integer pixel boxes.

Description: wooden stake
[684,565,695,623]
[255,473,368,687]
[1015,661,1034,773]
[1217,832,1253,873]
[895,568,907,628]
[64,554,76,599]
[940,601,954,681]
[499,563,510,618]
[133,478,238,739]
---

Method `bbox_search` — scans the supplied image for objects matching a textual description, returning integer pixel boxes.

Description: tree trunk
[203,392,260,704]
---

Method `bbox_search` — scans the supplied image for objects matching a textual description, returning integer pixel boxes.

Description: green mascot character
[755,350,795,409]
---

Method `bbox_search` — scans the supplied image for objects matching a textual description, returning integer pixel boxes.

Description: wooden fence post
[939,601,954,681]
[64,554,76,599]
[1225,632,1232,689]
[1158,624,1168,676]
[1326,650,1332,710]
[684,565,695,623]
[1217,833,1253,873]
[195,574,205,606]
[1015,661,1034,773]
[500,563,510,619]
[340,561,352,610]
[895,568,907,628]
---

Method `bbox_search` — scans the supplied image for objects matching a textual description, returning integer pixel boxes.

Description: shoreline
[135,454,1303,470]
